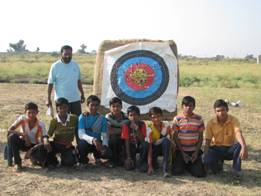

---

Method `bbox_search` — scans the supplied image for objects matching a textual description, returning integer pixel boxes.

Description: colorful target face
[110,50,169,105]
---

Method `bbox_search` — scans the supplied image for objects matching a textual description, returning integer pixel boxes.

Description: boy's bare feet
[13,164,24,172]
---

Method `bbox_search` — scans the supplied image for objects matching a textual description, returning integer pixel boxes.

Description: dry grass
[0,83,260,196]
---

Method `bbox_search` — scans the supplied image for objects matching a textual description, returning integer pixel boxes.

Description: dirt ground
[0,83,260,196]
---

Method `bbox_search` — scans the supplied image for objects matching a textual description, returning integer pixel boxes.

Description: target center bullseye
[125,63,155,90]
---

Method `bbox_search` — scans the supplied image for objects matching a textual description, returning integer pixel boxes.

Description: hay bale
[94,39,179,120]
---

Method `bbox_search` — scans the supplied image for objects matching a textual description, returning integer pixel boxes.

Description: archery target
[101,42,178,114]
[110,50,169,105]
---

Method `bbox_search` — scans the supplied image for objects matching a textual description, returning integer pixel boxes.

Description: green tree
[77,44,87,54]
[9,40,28,52]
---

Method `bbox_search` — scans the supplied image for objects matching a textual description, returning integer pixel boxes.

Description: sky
[0,0,260,57]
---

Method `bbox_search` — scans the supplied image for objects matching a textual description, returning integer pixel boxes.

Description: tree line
[7,40,96,55]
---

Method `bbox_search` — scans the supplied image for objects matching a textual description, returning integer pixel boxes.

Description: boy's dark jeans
[68,101,82,116]
[109,134,124,166]
[152,137,170,173]
[7,133,34,165]
[46,141,77,167]
[77,139,101,164]
[4,143,13,166]
[203,143,241,173]
[172,150,206,177]
[126,141,149,172]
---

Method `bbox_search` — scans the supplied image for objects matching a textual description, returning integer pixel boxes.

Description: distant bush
[180,76,202,87]
[50,51,59,57]
[179,75,259,88]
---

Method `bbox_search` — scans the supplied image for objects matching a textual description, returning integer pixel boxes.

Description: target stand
[93,39,179,120]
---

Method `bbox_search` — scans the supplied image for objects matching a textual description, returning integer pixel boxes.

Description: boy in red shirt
[121,105,148,172]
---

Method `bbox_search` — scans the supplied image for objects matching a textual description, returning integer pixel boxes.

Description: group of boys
[5,95,248,178]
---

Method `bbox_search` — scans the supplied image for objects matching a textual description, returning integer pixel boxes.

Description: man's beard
[62,57,72,63]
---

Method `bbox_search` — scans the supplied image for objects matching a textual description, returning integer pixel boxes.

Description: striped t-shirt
[48,114,78,145]
[173,113,205,152]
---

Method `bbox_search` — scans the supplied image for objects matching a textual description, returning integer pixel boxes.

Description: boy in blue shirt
[77,95,111,166]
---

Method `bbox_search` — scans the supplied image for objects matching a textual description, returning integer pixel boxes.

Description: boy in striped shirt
[172,96,206,177]
[106,97,128,167]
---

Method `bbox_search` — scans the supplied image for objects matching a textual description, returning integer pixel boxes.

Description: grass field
[0,83,260,196]
[0,53,261,89]
[179,58,261,88]
[0,53,94,84]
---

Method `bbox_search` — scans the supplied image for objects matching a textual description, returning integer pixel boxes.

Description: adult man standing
[46,45,85,116]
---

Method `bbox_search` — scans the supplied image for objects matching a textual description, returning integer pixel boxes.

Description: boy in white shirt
[7,102,48,171]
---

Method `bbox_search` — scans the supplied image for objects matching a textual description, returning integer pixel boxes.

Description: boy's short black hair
[109,97,122,106]
[213,99,229,111]
[61,45,73,53]
[127,105,140,115]
[55,97,69,107]
[87,95,101,105]
[182,96,196,106]
[24,102,38,111]
[149,107,163,116]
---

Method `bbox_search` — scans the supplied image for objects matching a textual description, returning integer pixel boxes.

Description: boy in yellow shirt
[203,99,248,174]
[147,107,172,177]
